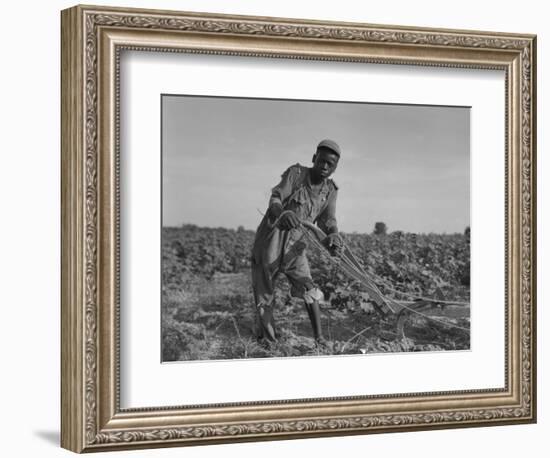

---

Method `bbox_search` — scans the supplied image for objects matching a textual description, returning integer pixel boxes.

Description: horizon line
[162,222,470,236]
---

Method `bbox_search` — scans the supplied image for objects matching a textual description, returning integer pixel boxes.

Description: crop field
[162,224,470,361]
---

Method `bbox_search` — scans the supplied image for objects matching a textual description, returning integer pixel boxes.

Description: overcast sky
[162,95,470,234]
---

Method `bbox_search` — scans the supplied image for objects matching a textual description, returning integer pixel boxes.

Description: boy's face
[312,148,339,179]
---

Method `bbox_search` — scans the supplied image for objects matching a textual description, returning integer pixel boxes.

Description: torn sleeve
[269,165,298,210]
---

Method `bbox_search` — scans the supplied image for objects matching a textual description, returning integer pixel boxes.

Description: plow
[300,221,470,341]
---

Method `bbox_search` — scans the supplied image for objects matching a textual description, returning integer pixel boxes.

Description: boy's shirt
[252,163,338,268]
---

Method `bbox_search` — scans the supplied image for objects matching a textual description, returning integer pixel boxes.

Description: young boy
[251,139,343,345]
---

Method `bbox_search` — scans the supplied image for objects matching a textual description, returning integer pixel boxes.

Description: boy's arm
[268,165,298,218]
[317,189,339,235]
[317,190,341,253]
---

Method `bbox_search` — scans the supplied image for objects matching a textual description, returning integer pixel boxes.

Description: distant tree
[237,225,245,232]
[464,226,471,237]
[373,222,387,235]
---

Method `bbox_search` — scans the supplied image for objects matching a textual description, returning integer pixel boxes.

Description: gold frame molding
[61,4,537,453]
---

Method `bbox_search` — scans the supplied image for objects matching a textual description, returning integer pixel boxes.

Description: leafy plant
[161,224,470,361]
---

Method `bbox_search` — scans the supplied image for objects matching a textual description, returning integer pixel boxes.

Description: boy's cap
[317,139,341,157]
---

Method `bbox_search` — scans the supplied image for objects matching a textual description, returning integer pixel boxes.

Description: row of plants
[163,224,470,311]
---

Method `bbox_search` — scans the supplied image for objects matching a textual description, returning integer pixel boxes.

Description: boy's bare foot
[315,336,328,348]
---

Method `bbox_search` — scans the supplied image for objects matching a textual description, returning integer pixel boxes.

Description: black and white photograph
[161,95,471,362]
[2,0,544,453]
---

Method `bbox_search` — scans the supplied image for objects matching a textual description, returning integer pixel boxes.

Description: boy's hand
[324,233,343,255]
[278,210,301,230]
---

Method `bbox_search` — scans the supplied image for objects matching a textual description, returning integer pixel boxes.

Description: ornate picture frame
[61,4,536,453]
